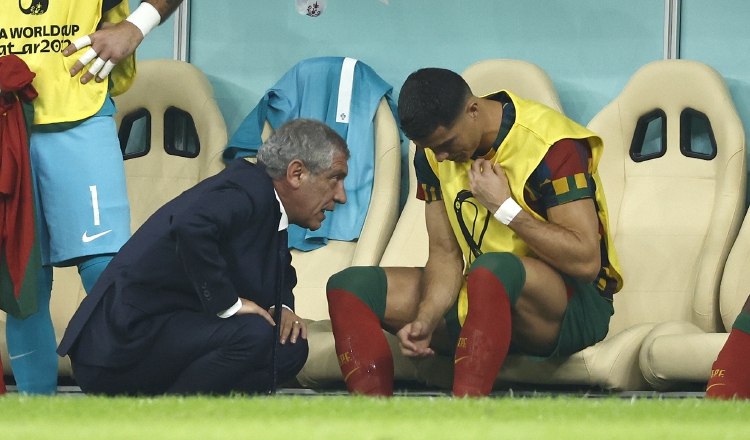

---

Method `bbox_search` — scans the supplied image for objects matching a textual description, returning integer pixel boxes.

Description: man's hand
[235,298,275,324]
[397,321,435,357]
[270,306,308,345]
[468,158,512,214]
[63,20,143,84]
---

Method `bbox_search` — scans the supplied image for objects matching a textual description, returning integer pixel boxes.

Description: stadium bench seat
[262,95,401,323]
[638,205,749,390]
[485,59,746,391]
[236,58,401,386]
[0,59,229,378]
[640,192,748,389]
[576,59,744,390]
[246,57,402,324]
[288,96,401,321]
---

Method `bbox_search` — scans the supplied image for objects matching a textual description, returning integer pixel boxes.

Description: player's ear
[466,98,480,119]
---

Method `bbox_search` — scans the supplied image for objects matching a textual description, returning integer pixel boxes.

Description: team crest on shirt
[19,0,49,15]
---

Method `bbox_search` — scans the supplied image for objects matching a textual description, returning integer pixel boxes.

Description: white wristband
[126,3,161,37]
[493,198,522,226]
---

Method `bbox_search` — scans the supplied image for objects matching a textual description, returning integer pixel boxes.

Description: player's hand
[270,306,307,345]
[63,20,143,84]
[397,321,435,357]
[468,158,512,214]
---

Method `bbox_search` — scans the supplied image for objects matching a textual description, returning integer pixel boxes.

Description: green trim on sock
[468,252,526,306]
[732,312,750,335]
[327,266,388,320]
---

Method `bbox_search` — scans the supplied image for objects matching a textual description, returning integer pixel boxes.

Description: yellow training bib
[425,91,623,324]
[0,0,135,124]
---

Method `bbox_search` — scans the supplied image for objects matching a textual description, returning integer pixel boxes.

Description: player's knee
[327,266,388,320]
[468,252,526,305]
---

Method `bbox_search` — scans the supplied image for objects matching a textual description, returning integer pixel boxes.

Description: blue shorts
[30,115,131,266]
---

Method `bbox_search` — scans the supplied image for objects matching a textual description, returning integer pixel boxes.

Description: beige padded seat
[251,74,401,386]
[639,207,749,390]
[243,60,402,323]
[286,97,402,387]
[501,60,746,390]
[618,60,746,391]
[115,59,228,227]
[242,60,402,385]
[297,59,567,388]
[299,141,438,388]
[493,58,748,393]
[279,97,402,322]
[0,59,229,377]
[486,60,746,391]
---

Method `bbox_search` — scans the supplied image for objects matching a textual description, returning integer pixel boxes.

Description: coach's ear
[286,159,309,189]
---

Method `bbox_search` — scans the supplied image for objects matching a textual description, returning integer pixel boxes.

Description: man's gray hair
[258,118,349,179]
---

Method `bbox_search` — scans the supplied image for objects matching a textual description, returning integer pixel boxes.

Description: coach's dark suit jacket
[57,159,296,367]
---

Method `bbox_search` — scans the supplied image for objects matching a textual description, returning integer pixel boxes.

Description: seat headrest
[462,59,563,113]
[115,59,218,115]
[614,59,737,120]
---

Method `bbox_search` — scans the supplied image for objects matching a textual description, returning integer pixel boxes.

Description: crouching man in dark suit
[57,118,349,395]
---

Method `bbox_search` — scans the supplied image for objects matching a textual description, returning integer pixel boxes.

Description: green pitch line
[1,395,749,439]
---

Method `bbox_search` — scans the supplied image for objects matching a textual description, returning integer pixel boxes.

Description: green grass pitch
[1,395,750,439]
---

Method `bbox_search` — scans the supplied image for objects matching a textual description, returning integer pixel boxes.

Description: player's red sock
[453,266,513,397]
[706,313,750,399]
[327,288,394,396]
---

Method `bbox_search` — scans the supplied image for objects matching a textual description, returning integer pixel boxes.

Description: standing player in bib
[1,0,184,394]
[327,68,624,396]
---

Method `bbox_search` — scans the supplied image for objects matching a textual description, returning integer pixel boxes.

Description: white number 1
[89,185,101,226]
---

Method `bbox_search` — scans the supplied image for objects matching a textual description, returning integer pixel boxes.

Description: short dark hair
[397,68,472,141]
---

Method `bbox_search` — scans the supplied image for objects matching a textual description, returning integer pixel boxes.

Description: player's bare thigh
[379,267,422,333]
[380,267,453,355]
[511,256,570,356]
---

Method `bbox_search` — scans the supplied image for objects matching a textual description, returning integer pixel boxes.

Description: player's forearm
[416,254,464,331]
[417,201,465,330]
[144,0,184,23]
[509,209,600,282]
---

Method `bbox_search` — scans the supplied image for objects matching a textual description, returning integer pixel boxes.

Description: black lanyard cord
[453,190,490,262]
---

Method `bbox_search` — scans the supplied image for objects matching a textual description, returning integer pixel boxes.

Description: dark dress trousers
[57,159,308,395]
